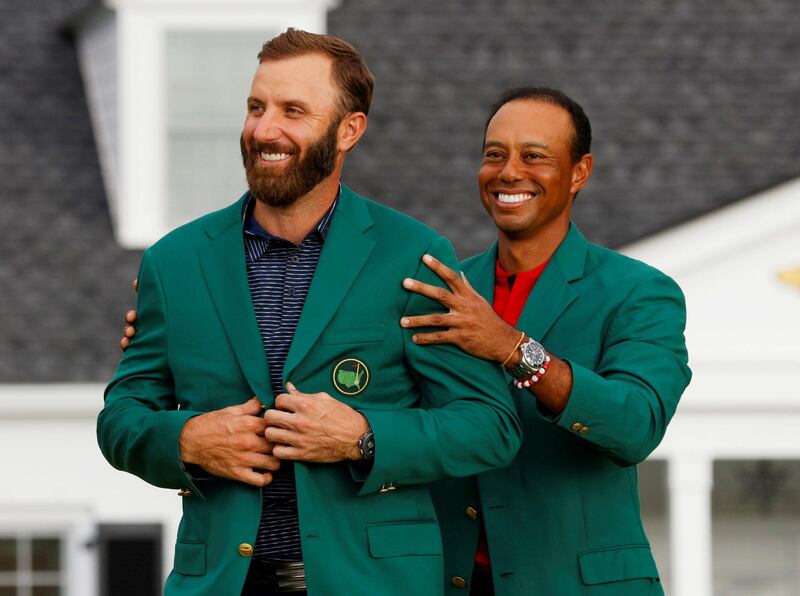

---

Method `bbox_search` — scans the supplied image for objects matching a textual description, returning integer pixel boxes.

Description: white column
[66,512,98,596]
[668,455,713,596]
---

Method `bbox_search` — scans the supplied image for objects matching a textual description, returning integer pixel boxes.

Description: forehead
[485,99,574,149]
[249,53,339,108]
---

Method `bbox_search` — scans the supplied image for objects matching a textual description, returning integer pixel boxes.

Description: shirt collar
[495,258,549,288]
[242,187,339,255]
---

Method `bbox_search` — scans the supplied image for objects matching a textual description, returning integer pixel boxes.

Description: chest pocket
[319,324,387,345]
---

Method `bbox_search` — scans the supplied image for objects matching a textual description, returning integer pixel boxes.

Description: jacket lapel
[283,186,376,381]
[197,197,272,401]
[463,243,498,302]
[515,223,587,342]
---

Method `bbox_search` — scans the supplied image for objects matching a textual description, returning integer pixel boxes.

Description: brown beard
[240,118,339,208]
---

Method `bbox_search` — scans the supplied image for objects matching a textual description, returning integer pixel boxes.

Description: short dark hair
[258,28,374,116]
[484,87,592,163]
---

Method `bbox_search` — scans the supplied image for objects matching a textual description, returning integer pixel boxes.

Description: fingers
[273,393,302,413]
[264,408,296,429]
[410,330,452,346]
[402,277,455,307]
[121,312,137,351]
[272,444,302,461]
[421,254,462,289]
[460,271,478,293]
[246,453,281,471]
[400,313,451,329]
[235,396,265,416]
[240,469,273,487]
[133,278,139,292]
[264,426,297,445]
[285,381,300,394]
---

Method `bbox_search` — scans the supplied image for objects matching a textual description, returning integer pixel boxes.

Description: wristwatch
[508,337,547,380]
[358,427,375,460]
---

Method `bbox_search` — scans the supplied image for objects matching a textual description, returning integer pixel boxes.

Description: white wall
[0,385,181,595]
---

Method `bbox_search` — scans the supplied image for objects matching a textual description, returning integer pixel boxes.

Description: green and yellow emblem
[333,358,370,396]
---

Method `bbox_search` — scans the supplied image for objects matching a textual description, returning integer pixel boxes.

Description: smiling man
[97,30,521,596]
[401,88,691,595]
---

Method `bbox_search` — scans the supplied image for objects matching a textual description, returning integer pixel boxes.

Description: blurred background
[0,1,798,594]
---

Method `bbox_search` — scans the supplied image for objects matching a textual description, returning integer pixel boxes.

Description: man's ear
[570,153,593,196]
[337,112,368,153]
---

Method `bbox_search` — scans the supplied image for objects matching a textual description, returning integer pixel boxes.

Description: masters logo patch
[332,358,370,396]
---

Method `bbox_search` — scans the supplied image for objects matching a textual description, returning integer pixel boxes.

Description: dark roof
[2,0,799,381]
[0,0,141,382]
[330,0,800,251]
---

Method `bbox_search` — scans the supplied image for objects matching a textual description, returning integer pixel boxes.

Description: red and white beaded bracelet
[513,355,551,389]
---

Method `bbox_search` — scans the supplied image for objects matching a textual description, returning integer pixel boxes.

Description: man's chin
[250,189,302,208]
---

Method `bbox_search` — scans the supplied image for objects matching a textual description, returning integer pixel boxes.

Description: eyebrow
[246,96,313,112]
[483,140,551,151]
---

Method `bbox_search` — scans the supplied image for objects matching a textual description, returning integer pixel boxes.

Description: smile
[496,192,534,204]
[259,152,292,162]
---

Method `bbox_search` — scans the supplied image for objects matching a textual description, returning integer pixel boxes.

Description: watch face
[521,341,546,368]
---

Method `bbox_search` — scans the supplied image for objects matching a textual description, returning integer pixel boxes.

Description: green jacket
[434,224,691,596]
[97,186,522,596]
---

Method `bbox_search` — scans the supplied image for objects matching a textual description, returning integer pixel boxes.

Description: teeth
[260,152,290,161]
[497,192,533,204]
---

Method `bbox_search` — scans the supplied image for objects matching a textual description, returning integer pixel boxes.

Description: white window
[75,0,340,248]
[0,509,95,596]
[0,535,63,596]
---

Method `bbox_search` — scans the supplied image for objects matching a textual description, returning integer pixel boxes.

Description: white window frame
[107,0,340,248]
[0,507,96,596]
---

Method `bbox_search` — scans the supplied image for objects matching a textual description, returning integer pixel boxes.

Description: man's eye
[484,151,503,159]
[524,153,541,160]
[248,104,262,113]
[286,106,302,115]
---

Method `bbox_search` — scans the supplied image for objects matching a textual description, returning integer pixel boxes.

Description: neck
[252,173,341,245]
[497,220,570,273]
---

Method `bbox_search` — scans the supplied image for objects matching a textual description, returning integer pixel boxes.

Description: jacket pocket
[366,521,442,558]
[173,541,207,576]
[320,324,387,345]
[578,544,659,585]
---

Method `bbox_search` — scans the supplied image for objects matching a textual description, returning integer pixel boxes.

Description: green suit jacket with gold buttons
[433,223,691,596]
[97,185,522,596]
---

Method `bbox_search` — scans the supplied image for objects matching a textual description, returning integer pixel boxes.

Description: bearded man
[97,29,521,596]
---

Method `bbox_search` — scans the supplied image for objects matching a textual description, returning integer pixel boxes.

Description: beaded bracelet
[513,355,551,389]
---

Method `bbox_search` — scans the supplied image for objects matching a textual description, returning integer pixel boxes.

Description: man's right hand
[179,397,280,487]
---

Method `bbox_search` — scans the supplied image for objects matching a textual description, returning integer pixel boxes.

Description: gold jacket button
[451,576,467,588]
[464,506,479,521]
[578,426,590,435]
[571,422,584,432]
[238,543,254,557]
[177,488,193,497]
[378,483,397,493]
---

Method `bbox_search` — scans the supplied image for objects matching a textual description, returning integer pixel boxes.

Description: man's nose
[499,157,524,182]
[253,108,283,143]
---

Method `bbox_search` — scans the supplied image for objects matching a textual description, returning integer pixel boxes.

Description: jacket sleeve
[97,249,205,495]
[357,236,522,495]
[542,272,691,466]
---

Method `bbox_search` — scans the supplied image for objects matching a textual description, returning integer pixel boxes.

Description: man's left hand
[264,382,369,463]
[401,254,520,363]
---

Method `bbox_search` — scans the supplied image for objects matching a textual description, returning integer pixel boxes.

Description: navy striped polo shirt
[242,191,337,562]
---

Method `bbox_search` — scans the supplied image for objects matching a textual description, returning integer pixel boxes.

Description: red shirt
[474,258,549,574]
